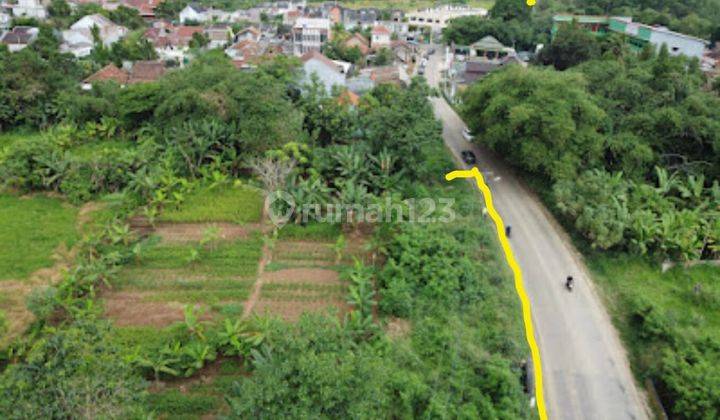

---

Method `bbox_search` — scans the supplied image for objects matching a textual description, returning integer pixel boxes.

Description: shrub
[0,320,148,418]
[25,286,59,319]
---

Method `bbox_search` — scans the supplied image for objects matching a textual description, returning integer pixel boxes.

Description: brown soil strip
[103,292,213,327]
[252,299,348,322]
[153,222,263,243]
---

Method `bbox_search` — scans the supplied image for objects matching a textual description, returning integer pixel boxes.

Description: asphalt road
[424,49,650,420]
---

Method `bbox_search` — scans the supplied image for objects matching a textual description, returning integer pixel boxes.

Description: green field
[159,184,263,225]
[0,194,78,280]
[591,255,720,344]
[113,235,263,305]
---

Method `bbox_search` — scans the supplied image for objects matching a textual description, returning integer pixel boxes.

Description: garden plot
[103,235,262,327]
[252,238,370,321]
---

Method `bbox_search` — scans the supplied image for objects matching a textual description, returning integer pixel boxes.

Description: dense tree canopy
[462,50,720,260]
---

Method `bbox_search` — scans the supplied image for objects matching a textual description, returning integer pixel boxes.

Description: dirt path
[241,204,273,318]
[242,240,272,318]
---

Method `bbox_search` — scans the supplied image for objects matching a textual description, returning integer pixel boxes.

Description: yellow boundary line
[446,167,548,420]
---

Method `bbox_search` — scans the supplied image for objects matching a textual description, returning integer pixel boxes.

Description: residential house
[552,15,707,59]
[445,54,523,100]
[292,17,331,55]
[146,24,203,64]
[11,0,46,20]
[342,7,378,30]
[371,24,391,49]
[343,32,370,56]
[127,60,166,83]
[225,38,260,60]
[123,0,160,19]
[61,14,128,57]
[179,3,208,23]
[407,5,487,32]
[204,24,232,49]
[235,26,261,43]
[362,65,409,86]
[301,49,347,93]
[469,36,515,59]
[82,60,166,89]
[0,25,38,51]
[390,39,415,63]
[82,63,128,89]
[283,9,299,25]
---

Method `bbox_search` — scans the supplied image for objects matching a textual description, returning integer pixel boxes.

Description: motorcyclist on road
[505,225,512,237]
[566,276,574,289]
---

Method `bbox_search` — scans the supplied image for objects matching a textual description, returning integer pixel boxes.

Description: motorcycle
[565,276,574,292]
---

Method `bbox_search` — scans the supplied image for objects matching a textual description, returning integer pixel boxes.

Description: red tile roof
[337,89,359,106]
[127,61,166,84]
[176,26,203,39]
[84,64,129,84]
[372,25,391,35]
[301,50,340,72]
[344,32,370,55]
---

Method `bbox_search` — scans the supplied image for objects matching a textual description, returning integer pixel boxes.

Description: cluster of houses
[2,0,481,95]
[3,0,718,99]
[440,13,720,101]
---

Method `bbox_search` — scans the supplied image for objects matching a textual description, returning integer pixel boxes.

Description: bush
[0,320,148,418]
[25,286,59,319]
[378,224,482,317]
[656,340,720,419]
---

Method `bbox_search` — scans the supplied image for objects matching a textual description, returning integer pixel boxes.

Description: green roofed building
[552,15,707,59]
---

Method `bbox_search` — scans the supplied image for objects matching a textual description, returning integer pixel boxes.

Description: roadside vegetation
[456,1,720,417]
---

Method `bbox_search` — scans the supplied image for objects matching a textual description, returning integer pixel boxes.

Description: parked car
[428,48,436,55]
[462,127,474,141]
[461,150,477,165]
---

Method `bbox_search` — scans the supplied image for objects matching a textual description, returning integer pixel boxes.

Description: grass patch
[277,222,341,241]
[159,184,263,224]
[130,236,262,277]
[69,139,137,160]
[111,236,261,310]
[146,389,219,417]
[144,289,251,304]
[0,194,78,280]
[590,255,720,346]
[0,130,42,151]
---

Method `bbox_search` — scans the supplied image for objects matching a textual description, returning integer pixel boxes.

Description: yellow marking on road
[446,167,548,420]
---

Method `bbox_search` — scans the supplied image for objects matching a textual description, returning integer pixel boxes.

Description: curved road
[424,49,650,420]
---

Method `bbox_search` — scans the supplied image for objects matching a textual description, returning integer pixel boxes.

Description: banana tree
[135,350,181,383]
[181,341,216,377]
